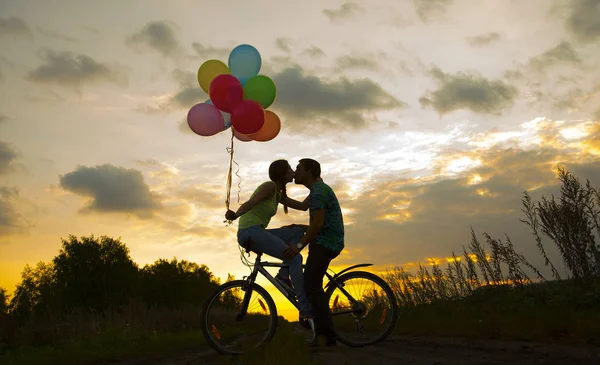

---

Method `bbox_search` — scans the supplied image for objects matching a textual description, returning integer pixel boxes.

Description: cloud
[275,38,292,53]
[529,41,581,73]
[419,67,519,116]
[36,27,78,42]
[502,41,597,113]
[126,21,181,57]
[59,164,162,218]
[0,17,32,38]
[135,69,205,114]
[0,56,12,82]
[177,118,193,135]
[0,187,23,237]
[0,115,6,124]
[304,46,325,58]
[329,119,600,273]
[191,42,230,59]
[23,90,65,104]
[175,185,223,210]
[596,108,600,121]
[413,0,453,22]
[466,32,502,47]
[0,141,19,175]
[116,162,233,241]
[335,55,380,71]
[565,0,600,43]
[322,2,365,20]
[26,50,128,90]
[170,69,205,107]
[271,65,405,132]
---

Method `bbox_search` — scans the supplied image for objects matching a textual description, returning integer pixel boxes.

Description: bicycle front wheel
[201,280,278,355]
[326,271,398,347]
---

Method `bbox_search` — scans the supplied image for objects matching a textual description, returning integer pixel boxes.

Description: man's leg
[304,243,337,343]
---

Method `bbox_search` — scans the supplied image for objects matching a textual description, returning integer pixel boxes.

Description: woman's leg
[265,226,305,279]
[239,225,311,313]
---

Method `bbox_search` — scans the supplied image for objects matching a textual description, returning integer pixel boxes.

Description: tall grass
[385,229,542,307]
[385,168,600,307]
[383,168,600,345]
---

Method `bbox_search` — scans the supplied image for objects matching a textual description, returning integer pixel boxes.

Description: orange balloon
[249,110,281,142]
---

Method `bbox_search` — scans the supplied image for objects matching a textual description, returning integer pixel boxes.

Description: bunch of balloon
[188,44,281,143]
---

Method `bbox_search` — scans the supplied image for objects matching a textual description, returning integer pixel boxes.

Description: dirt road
[115,335,600,365]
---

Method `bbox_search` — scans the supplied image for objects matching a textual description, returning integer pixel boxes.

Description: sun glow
[445,157,482,175]
[560,126,588,140]
[468,174,483,185]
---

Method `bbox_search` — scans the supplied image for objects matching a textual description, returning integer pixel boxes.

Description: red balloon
[209,74,243,113]
[231,100,265,135]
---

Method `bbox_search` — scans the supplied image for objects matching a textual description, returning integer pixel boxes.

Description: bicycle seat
[240,238,262,257]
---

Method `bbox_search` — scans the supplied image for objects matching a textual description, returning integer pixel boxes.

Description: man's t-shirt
[309,181,344,253]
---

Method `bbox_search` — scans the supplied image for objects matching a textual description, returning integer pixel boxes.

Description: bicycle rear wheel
[201,280,278,355]
[325,271,398,347]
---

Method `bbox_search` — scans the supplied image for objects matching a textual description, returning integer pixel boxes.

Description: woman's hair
[268,159,289,214]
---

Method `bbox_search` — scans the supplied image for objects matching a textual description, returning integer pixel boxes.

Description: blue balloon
[228,44,261,86]
[205,99,231,130]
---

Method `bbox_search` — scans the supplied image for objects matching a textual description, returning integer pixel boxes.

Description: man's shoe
[307,335,337,347]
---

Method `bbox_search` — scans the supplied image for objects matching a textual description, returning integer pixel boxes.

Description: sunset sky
[1,0,599,320]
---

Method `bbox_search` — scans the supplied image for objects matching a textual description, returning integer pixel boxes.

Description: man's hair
[299,158,321,179]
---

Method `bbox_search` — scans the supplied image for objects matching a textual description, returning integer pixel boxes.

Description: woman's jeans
[237,225,311,312]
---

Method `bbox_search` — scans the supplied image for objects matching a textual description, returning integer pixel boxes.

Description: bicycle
[201,244,399,355]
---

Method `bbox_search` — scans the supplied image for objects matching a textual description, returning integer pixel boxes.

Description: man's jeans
[304,243,339,341]
[237,225,310,312]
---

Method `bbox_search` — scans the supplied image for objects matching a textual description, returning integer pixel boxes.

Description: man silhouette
[284,158,344,346]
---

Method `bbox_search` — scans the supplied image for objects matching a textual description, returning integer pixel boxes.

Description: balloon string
[225,129,241,225]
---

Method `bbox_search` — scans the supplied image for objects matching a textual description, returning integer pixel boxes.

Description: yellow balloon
[197,60,230,94]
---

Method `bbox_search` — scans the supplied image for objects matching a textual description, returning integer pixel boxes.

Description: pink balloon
[233,128,252,142]
[187,103,224,137]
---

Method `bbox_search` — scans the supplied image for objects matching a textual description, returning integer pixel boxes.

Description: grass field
[392,279,600,346]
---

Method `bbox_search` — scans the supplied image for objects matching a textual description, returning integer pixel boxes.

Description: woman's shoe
[299,308,315,319]
[275,273,293,289]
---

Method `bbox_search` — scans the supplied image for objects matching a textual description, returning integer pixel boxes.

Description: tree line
[0,235,222,320]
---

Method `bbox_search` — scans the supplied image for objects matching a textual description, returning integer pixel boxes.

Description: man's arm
[300,209,324,246]
[283,209,324,259]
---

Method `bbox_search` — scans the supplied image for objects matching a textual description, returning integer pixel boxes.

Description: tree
[9,261,58,318]
[140,258,219,308]
[0,287,8,315]
[52,235,139,312]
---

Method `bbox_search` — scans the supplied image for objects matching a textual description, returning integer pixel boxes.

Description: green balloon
[243,75,276,109]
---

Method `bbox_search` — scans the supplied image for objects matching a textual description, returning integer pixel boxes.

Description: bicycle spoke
[202,281,277,355]
[326,271,398,347]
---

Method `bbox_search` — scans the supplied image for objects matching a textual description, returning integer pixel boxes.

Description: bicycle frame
[237,252,374,319]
